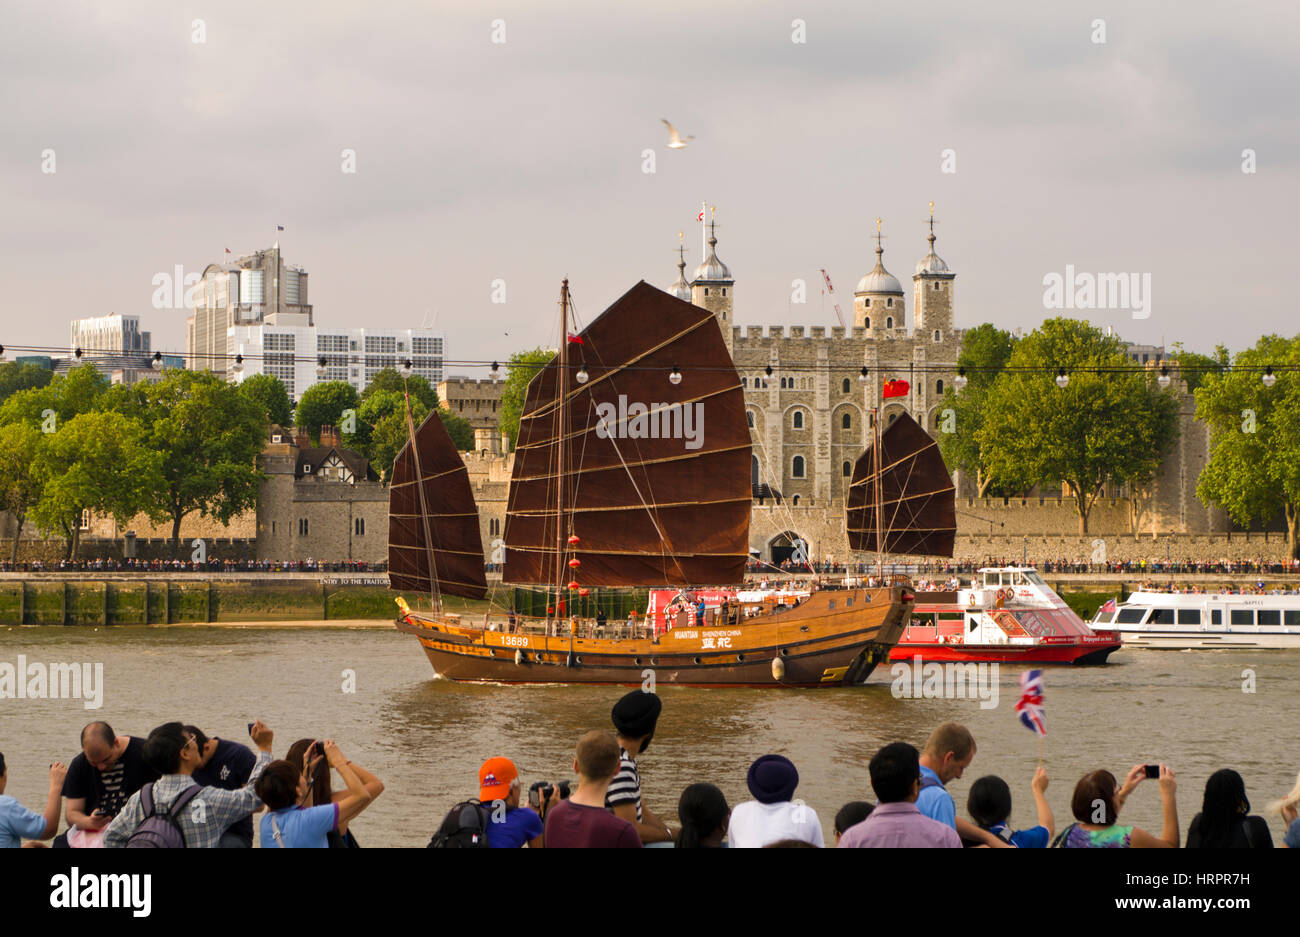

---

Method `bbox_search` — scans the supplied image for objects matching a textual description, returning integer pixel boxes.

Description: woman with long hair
[1186,769,1272,848]
[676,783,730,848]
[1054,764,1178,848]
[285,738,385,848]
[1267,770,1300,848]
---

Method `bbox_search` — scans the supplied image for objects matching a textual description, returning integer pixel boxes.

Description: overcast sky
[2,0,1296,373]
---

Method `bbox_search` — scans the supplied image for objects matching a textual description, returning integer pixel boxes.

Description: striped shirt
[604,748,642,823]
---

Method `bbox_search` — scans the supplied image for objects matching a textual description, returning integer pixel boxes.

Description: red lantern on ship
[568,558,581,568]
[567,535,580,545]
[579,588,590,597]
[568,580,580,590]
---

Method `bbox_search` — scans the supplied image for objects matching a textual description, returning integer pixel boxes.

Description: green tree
[0,361,53,403]
[499,348,553,449]
[294,381,360,444]
[976,318,1179,534]
[0,422,43,562]
[360,368,439,411]
[30,411,161,559]
[937,324,1015,496]
[365,396,429,481]
[1169,343,1229,395]
[238,373,294,427]
[0,363,109,429]
[123,370,268,557]
[1195,334,1300,558]
[440,409,475,451]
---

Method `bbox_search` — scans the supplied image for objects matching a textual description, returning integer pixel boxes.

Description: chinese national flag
[883,379,910,398]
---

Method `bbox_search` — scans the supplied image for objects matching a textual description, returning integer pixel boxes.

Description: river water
[3,624,1297,847]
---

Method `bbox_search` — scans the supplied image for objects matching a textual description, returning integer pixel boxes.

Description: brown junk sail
[504,281,752,587]
[846,411,957,558]
[388,407,487,599]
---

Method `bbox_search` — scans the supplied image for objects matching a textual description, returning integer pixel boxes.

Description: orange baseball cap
[479,757,518,802]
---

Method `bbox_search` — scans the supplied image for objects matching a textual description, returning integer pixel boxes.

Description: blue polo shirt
[915,766,956,828]
[988,822,1049,848]
[488,807,544,848]
[0,795,48,848]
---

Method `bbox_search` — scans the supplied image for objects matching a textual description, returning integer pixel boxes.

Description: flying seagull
[661,119,694,149]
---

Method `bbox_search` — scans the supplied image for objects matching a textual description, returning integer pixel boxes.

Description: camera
[528,779,572,808]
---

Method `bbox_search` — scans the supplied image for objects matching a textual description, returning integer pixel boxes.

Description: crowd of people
[744,557,1300,577]
[3,703,1299,848]
[0,720,384,848]
[425,699,1300,850]
[0,558,386,574]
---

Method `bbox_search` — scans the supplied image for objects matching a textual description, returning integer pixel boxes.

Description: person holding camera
[256,739,371,848]
[285,738,385,847]
[477,757,551,848]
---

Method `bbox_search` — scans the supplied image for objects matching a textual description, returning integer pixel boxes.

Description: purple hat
[747,754,799,804]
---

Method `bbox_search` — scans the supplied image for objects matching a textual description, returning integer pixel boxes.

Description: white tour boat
[1092,590,1300,649]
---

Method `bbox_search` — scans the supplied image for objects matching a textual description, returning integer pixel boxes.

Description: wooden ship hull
[396,586,912,688]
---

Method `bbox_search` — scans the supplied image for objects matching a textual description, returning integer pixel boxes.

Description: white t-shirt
[727,799,824,848]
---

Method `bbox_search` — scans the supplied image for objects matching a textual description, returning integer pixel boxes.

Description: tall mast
[874,406,884,582]
[553,279,570,623]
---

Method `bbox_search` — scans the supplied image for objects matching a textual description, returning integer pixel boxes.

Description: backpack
[1050,823,1078,848]
[125,783,202,848]
[427,799,492,848]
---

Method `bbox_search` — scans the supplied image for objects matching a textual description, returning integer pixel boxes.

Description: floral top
[1059,823,1134,848]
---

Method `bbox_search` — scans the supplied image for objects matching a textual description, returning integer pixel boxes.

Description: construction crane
[819,268,847,328]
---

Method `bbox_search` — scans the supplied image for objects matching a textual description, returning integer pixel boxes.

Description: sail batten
[846,411,957,558]
[503,281,752,588]
[387,408,488,599]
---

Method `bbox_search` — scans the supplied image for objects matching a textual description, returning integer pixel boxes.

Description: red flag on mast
[883,379,910,398]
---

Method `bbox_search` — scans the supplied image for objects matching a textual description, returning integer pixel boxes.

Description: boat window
[1116,608,1146,623]
[828,600,836,610]
[1025,571,1046,587]
[1257,609,1280,626]
[1211,609,1221,625]
[1177,609,1201,625]
[1230,609,1254,626]
[1285,610,1300,626]
[1151,608,1176,625]
[845,597,853,607]
[1095,611,1115,624]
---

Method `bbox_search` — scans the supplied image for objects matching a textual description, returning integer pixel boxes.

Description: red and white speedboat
[895,566,1121,664]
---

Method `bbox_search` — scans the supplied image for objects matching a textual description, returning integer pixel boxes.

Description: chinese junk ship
[389,279,913,687]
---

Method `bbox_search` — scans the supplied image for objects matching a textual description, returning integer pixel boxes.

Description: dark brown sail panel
[388,408,487,599]
[846,411,956,558]
[504,280,752,587]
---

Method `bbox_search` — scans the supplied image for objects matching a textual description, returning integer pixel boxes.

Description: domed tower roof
[669,244,692,301]
[855,222,903,295]
[915,205,951,276]
[692,221,732,283]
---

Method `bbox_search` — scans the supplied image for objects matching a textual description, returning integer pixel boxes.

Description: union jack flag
[1099,598,1117,614]
[1015,669,1046,736]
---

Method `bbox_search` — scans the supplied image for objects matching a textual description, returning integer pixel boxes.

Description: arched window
[792,456,805,478]
[842,461,851,477]
[792,495,800,506]
[842,413,851,430]
[841,378,850,394]
[863,298,871,308]
[751,455,759,485]
[936,379,944,395]
[886,317,894,329]
[888,412,898,425]
[742,377,747,387]
[792,410,804,429]
[887,298,894,308]
[934,281,941,290]
[746,411,755,428]
[933,330,941,342]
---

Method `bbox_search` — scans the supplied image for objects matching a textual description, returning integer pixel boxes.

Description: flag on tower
[882,379,910,398]
[1015,669,1046,736]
